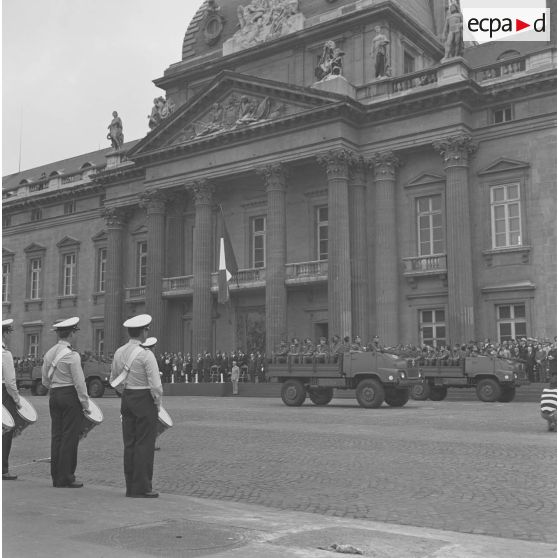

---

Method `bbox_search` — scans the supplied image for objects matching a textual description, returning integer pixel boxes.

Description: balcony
[125,286,146,302]
[472,56,526,83]
[402,254,447,288]
[161,261,328,297]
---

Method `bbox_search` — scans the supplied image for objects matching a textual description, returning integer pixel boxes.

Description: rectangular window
[136,241,148,287]
[490,183,522,248]
[251,216,266,269]
[419,309,446,347]
[30,208,42,221]
[492,105,513,124]
[63,200,75,215]
[403,51,415,74]
[2,262,10,302]
[29,258,42,299]
[94,329,105,357]
[417,195,443,256]
[26,334,40,358]
[97,248,107,293]
[497,304,527,341]
[63,253,76,296]
[317,206,328,261]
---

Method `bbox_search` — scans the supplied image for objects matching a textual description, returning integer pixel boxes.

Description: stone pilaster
[349,157,370,342]
[433,134,477,343]
[190,180,214,357]
[259,163,288,356]
[372,152,400,346]
[102,206,130,356]
[140,191,167,346]
[317,149,353,340]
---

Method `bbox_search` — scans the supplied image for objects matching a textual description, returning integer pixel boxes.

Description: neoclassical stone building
[2,0,556,359]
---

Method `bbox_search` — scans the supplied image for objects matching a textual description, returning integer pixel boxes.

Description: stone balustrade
[402,254,447,275]
[473,56,526,82]
[125,286,146,301]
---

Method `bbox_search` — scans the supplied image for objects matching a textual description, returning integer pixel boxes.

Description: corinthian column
[191,180,214,357]
[140,191,167,344]
[317,149,352,340]
[433,134,477,343]
[259,163,288,356]
[349,157,370,342]
[372,152,400,346]
[102,207,130,356]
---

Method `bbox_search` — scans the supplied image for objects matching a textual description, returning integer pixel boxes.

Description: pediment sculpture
[148,96,176,130]
[223,0,304,55]
[191,93,287,138]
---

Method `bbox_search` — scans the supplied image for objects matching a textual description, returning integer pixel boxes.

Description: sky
[2,0,203,176]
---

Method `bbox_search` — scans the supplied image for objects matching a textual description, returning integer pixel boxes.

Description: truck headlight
[399,371,406,379]
[388,375,394,381]
[503,374,510,380]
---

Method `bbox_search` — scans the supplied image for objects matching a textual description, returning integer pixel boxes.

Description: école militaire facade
[2,0,556,359]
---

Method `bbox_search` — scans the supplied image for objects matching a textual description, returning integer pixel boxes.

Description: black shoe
[130,491,159,498]
[59,482,83,488]
[2,473,17,480]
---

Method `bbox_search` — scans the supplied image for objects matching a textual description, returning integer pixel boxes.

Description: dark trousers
[121,389,158,495]
[49,386,82,486]
[3,385,18,474]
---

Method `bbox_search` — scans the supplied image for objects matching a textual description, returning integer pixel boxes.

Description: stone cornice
[91,164,145,186]
[2,209,105,236]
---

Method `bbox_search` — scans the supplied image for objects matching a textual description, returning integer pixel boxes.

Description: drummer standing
[41,317,90,488]
[111,314,162,498]
[2,319,22,480]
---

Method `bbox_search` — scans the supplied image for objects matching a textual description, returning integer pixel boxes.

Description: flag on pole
[218,212,238,304]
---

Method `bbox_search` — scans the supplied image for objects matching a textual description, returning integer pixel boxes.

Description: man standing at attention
[111,314,162,498]
[2,319,22,480]
[42,317,90,488]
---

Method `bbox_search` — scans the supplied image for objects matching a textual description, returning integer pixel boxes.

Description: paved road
[8,395,556,544]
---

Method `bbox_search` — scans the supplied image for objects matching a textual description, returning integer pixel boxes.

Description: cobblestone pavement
[9,395,556,544]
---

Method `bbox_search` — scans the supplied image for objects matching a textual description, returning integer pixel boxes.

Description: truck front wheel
[87,378,105,398]
[356,379,384,409]
[429,386,448,401]
[384,388,409,407]
[498,386,516,402]
[476,378,501,402]
[281,380,306,406]
[410,382,431,401]
[308,387,334,406]
[34,380,48,396]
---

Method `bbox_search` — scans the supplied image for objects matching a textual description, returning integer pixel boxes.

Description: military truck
[267,351,421,408]
[16,361,112,398]
[410,355,528,403]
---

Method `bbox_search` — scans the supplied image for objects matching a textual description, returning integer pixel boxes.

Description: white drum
[12,396,38,438]
[156,406,173,437]
[79,399,103,441]
[2,405,15,434]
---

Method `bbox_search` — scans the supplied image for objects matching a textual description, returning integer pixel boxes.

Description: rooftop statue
[371,26,390,78]
[148,96,176,130]
[442,1,464,59]
[223,0,304,55]
[107,111,124,150]
[315,40,345,82]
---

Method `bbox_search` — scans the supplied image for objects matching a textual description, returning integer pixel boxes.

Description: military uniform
[2,319,21,480]
[110,315,162,498]
[41,317,90,488]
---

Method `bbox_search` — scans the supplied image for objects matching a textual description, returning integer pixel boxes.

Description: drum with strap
[156,406,173,438]
[79,399,103,441]
[12,396,38,438]
[2,405,15,435]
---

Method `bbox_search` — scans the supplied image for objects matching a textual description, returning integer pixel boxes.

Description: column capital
[317,148,355,180]
[433,134,476,167]
[190,179,215,206]
[257,163,289,191]
[102,206,132,228]
[371,151,401,180]
[139,190,167,214]
[349,156,373,185]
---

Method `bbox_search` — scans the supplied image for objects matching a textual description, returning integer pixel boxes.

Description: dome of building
[182,0,443,62]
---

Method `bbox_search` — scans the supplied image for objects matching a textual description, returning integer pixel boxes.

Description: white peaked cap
[53,317,80,329]
[2,319,14,328]
[142,337,158,348]
[123,314,152,328]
